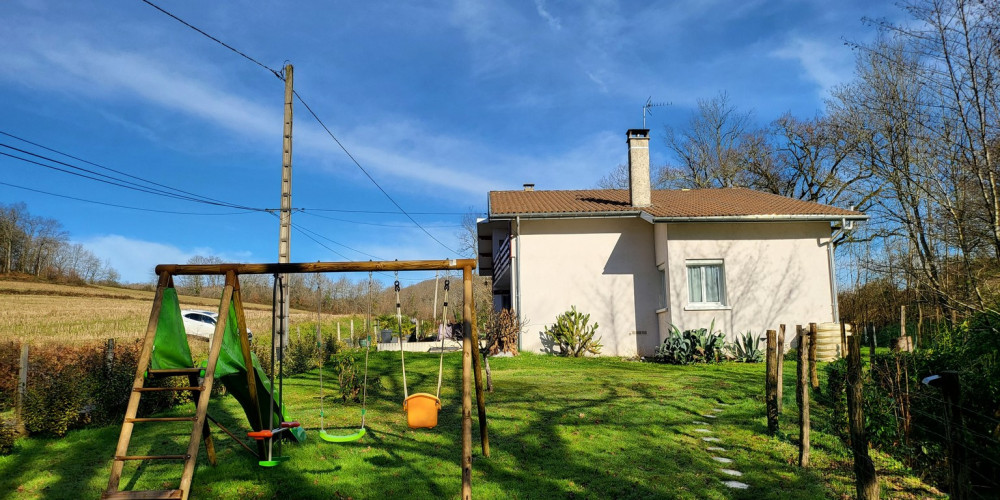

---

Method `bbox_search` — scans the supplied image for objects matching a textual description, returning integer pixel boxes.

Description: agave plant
[731,331,763,362]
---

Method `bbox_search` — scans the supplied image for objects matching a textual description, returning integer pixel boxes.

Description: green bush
[0,341,19,411]
[0,421,17,455]
[653,322,726,364]
[544,306,602,357]
[730,331,763,362]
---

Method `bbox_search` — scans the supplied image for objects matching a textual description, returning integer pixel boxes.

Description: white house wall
[518,218,660,357]
[663,221,834,346]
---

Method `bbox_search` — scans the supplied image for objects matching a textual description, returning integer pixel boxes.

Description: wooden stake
[468,273,490,458]
[796,325,810,467]
[15,343,28,435]
[940,371,970,499]
[765,329,779,435]
[840,321,848,361]
[461,267,473,500]
[808,323,819,391]
[868,323,876,365]
[846,333,879,499]
[777,325,785,413]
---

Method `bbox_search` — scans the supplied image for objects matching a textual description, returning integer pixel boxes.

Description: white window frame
[685,259,727,310]
[656,265,667,312]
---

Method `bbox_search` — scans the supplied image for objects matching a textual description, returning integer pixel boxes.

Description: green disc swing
[319,271,372,443]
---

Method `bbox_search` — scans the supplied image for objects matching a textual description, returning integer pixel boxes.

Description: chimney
[627,129,651,207]
[523,183,535,192]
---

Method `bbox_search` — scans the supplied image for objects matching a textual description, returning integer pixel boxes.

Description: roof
[488,187,866,222]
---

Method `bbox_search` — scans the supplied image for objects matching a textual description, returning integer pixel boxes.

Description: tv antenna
[642,97,669,128]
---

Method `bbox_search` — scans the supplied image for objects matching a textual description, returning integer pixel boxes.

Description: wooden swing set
[103,259,490,500]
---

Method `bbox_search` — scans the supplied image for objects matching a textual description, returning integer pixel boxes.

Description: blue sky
[0,0,898,284]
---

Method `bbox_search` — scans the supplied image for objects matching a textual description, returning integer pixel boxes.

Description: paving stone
[703,414,717,418]
[692,421,709,425]
[722,481,749,489]
[702,437,721,442]
[720,468,743,476]
[706,446,727,452]
[712,456,733,463]
[694,428,711,433]
[711,408,724,413]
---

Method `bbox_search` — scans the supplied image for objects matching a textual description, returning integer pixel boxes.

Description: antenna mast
[642,97,669,128]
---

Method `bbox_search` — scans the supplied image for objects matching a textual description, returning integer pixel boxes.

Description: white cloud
[534,0,562,31]
[78,235,253,284]
[771,37,854,96]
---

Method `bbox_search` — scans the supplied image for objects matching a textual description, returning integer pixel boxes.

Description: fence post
[847,332,879,499]
[796,325,810,467]
[840,321,848,360]
[777,324,785,413]
[16,343,28,434]
[766,329,778,436]
[105,338,116,372]
[337,323,341,343]
[808,322,819,391]
[940,371,970,499]
[868,323,876,365]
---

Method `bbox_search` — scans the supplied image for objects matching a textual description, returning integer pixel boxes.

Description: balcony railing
[493,234,511,281]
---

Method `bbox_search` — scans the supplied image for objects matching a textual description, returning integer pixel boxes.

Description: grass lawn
[1,352,941,499]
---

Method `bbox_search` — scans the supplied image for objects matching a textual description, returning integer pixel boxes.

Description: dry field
[0,278,337,345]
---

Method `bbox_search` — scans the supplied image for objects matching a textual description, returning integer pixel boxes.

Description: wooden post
[461,267,474,500]
[840,321,848,361]
[777,325,785,413]
[15,343,28,434]
[900,304,906,340]
[796,325,810,467]
[808,322,819,391]
[940,371,970,499]
[337,323,341,343]
[467,274,490,457]
[105,338,116,372]
[917,303,923,349]
[846,333,879,499]
[765,329,779,435]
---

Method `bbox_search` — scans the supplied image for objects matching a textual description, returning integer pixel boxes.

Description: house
[476,129,867,357]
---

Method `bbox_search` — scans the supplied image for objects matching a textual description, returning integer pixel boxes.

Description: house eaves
[487,211,869,223]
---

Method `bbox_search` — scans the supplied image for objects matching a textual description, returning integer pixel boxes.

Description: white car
[181,310,252,342]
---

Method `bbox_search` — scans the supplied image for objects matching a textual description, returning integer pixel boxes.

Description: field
[0,279,347,345]
[0,279,943,499]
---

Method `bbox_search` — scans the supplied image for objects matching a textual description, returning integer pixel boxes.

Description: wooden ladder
[103,273,236,500]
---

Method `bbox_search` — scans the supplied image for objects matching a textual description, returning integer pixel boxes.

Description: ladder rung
[125,417,197,423]
[147,368,202,377]
[102,489,183,499]
[115,454,189,461]
[134,386,202,393]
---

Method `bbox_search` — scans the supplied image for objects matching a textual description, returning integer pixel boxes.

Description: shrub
[730,331,763,362]
[544,306,602,357]
[0,341,21,411]
[653,322,726,364]
[0,421,17,455]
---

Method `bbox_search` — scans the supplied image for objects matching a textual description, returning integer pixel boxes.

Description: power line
[291,91,461,256]
[0,181,260,216]
[0,130,259,211]
[300,210,462,228]
[139,0,462,256]
[139,0,283,80]
[0,144,263,212]
[303,207,474,215]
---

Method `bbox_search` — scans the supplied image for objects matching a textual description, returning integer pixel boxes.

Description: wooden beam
[154,259,476,276]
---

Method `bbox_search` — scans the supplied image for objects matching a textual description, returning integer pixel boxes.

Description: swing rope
[319,272,371,442]
[395,271,409,399]
[435,279,450,398]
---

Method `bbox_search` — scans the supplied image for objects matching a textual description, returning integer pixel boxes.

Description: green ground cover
[1,353,940,499]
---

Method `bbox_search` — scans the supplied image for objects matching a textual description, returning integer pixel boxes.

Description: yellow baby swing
[394,272,450,429]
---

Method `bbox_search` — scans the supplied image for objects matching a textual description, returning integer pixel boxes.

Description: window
[687,260,726,306]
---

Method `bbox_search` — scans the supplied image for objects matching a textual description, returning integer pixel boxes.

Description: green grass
[1,353,941,499]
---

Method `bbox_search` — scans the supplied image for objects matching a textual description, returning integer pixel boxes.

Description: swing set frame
[153,258,490,500]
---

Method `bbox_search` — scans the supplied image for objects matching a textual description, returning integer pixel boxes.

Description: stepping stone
[720,468,742,476]
[722,481,749,489]
[706,446,727,452]
[692,421,709,425]
[703,414,717,418]
[702,437,721,442]
[694,428,711,433]
[711,408,724,413]
[712,456,733,463]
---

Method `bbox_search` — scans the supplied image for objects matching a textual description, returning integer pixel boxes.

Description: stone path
[690,403,750,491]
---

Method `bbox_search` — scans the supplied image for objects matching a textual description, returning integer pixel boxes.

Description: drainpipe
[515,216,522,351]
[827,214,855,323]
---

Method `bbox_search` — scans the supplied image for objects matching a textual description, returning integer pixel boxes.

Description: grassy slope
[0,353,940,499]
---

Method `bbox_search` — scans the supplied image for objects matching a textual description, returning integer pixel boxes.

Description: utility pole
[277,63,294,352]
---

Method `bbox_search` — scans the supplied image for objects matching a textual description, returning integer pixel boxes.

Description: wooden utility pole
[847,333,879,499]
[796,325,810,467]
[277,63,294,352]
